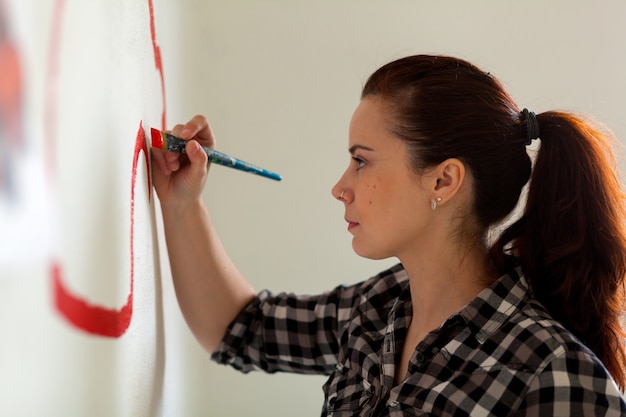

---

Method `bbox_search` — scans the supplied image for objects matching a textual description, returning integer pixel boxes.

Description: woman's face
[332,96,436,260]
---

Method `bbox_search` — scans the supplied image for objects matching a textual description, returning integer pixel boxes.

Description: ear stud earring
[431,196,443,210]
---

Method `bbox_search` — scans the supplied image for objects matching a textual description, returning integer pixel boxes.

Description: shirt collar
[383,266,532,344]
[459,267,531,343]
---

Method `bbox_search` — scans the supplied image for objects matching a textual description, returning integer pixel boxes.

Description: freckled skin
[332,97,435,261]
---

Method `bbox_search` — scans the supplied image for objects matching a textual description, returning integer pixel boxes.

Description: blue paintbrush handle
[156,130,282,181]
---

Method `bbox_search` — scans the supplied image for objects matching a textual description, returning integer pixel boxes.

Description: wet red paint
[46,0,165,337]
[150,127,164,148]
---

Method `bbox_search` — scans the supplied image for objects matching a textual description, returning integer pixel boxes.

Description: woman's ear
[431,158,466,205]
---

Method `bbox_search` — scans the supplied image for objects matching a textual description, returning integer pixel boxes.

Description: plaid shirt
[212,264,626,416]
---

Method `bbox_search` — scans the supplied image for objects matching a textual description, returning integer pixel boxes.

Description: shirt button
[388,400,400,408]
[416,352,425,364]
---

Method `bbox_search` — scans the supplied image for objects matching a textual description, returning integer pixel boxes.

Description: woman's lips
[346,219,359,231]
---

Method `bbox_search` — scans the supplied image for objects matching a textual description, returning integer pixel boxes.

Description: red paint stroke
[148,0,166,130]
[51,125,149,337]
[46,0,165,337]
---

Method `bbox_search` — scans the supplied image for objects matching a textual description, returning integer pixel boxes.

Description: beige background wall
[169,3,626,415]
[1,1,624,416]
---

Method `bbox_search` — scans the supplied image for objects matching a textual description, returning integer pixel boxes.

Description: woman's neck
[398,242,496,338]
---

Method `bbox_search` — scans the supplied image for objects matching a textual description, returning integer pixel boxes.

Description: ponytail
[491,111,626,389]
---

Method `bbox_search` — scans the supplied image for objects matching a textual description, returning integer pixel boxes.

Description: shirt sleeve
[516,348,626,416]
[210,281,364,376]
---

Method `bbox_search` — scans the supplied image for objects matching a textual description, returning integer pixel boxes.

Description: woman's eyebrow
[348,144,375,155]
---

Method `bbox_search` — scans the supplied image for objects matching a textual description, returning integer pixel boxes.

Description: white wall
[1,0,168,415]
[1,1,624,416]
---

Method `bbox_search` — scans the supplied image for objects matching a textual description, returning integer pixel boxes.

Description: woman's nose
[331,180,345,202]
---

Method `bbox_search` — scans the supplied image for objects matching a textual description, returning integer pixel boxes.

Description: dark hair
[362,54,626,388]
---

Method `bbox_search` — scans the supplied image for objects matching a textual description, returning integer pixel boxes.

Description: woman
[152,55,626,416]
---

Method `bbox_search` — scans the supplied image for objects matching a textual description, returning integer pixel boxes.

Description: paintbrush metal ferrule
[150,128,282,181]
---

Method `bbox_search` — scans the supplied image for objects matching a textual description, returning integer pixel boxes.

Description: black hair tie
[521,108,540,146]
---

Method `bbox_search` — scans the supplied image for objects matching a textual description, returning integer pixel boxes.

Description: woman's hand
[151,114,214,206]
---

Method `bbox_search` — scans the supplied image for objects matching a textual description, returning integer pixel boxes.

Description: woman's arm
[151,115,256,353]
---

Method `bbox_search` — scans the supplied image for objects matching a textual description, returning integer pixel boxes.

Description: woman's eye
[352,157,366,170]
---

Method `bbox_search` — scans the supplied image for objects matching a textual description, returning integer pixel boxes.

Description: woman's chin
[352,241,390,261]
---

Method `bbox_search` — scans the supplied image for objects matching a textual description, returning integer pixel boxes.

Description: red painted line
[51,264,133,337]
[148,0,166,130]
[46,0,165,337]
[50,125,149,337]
